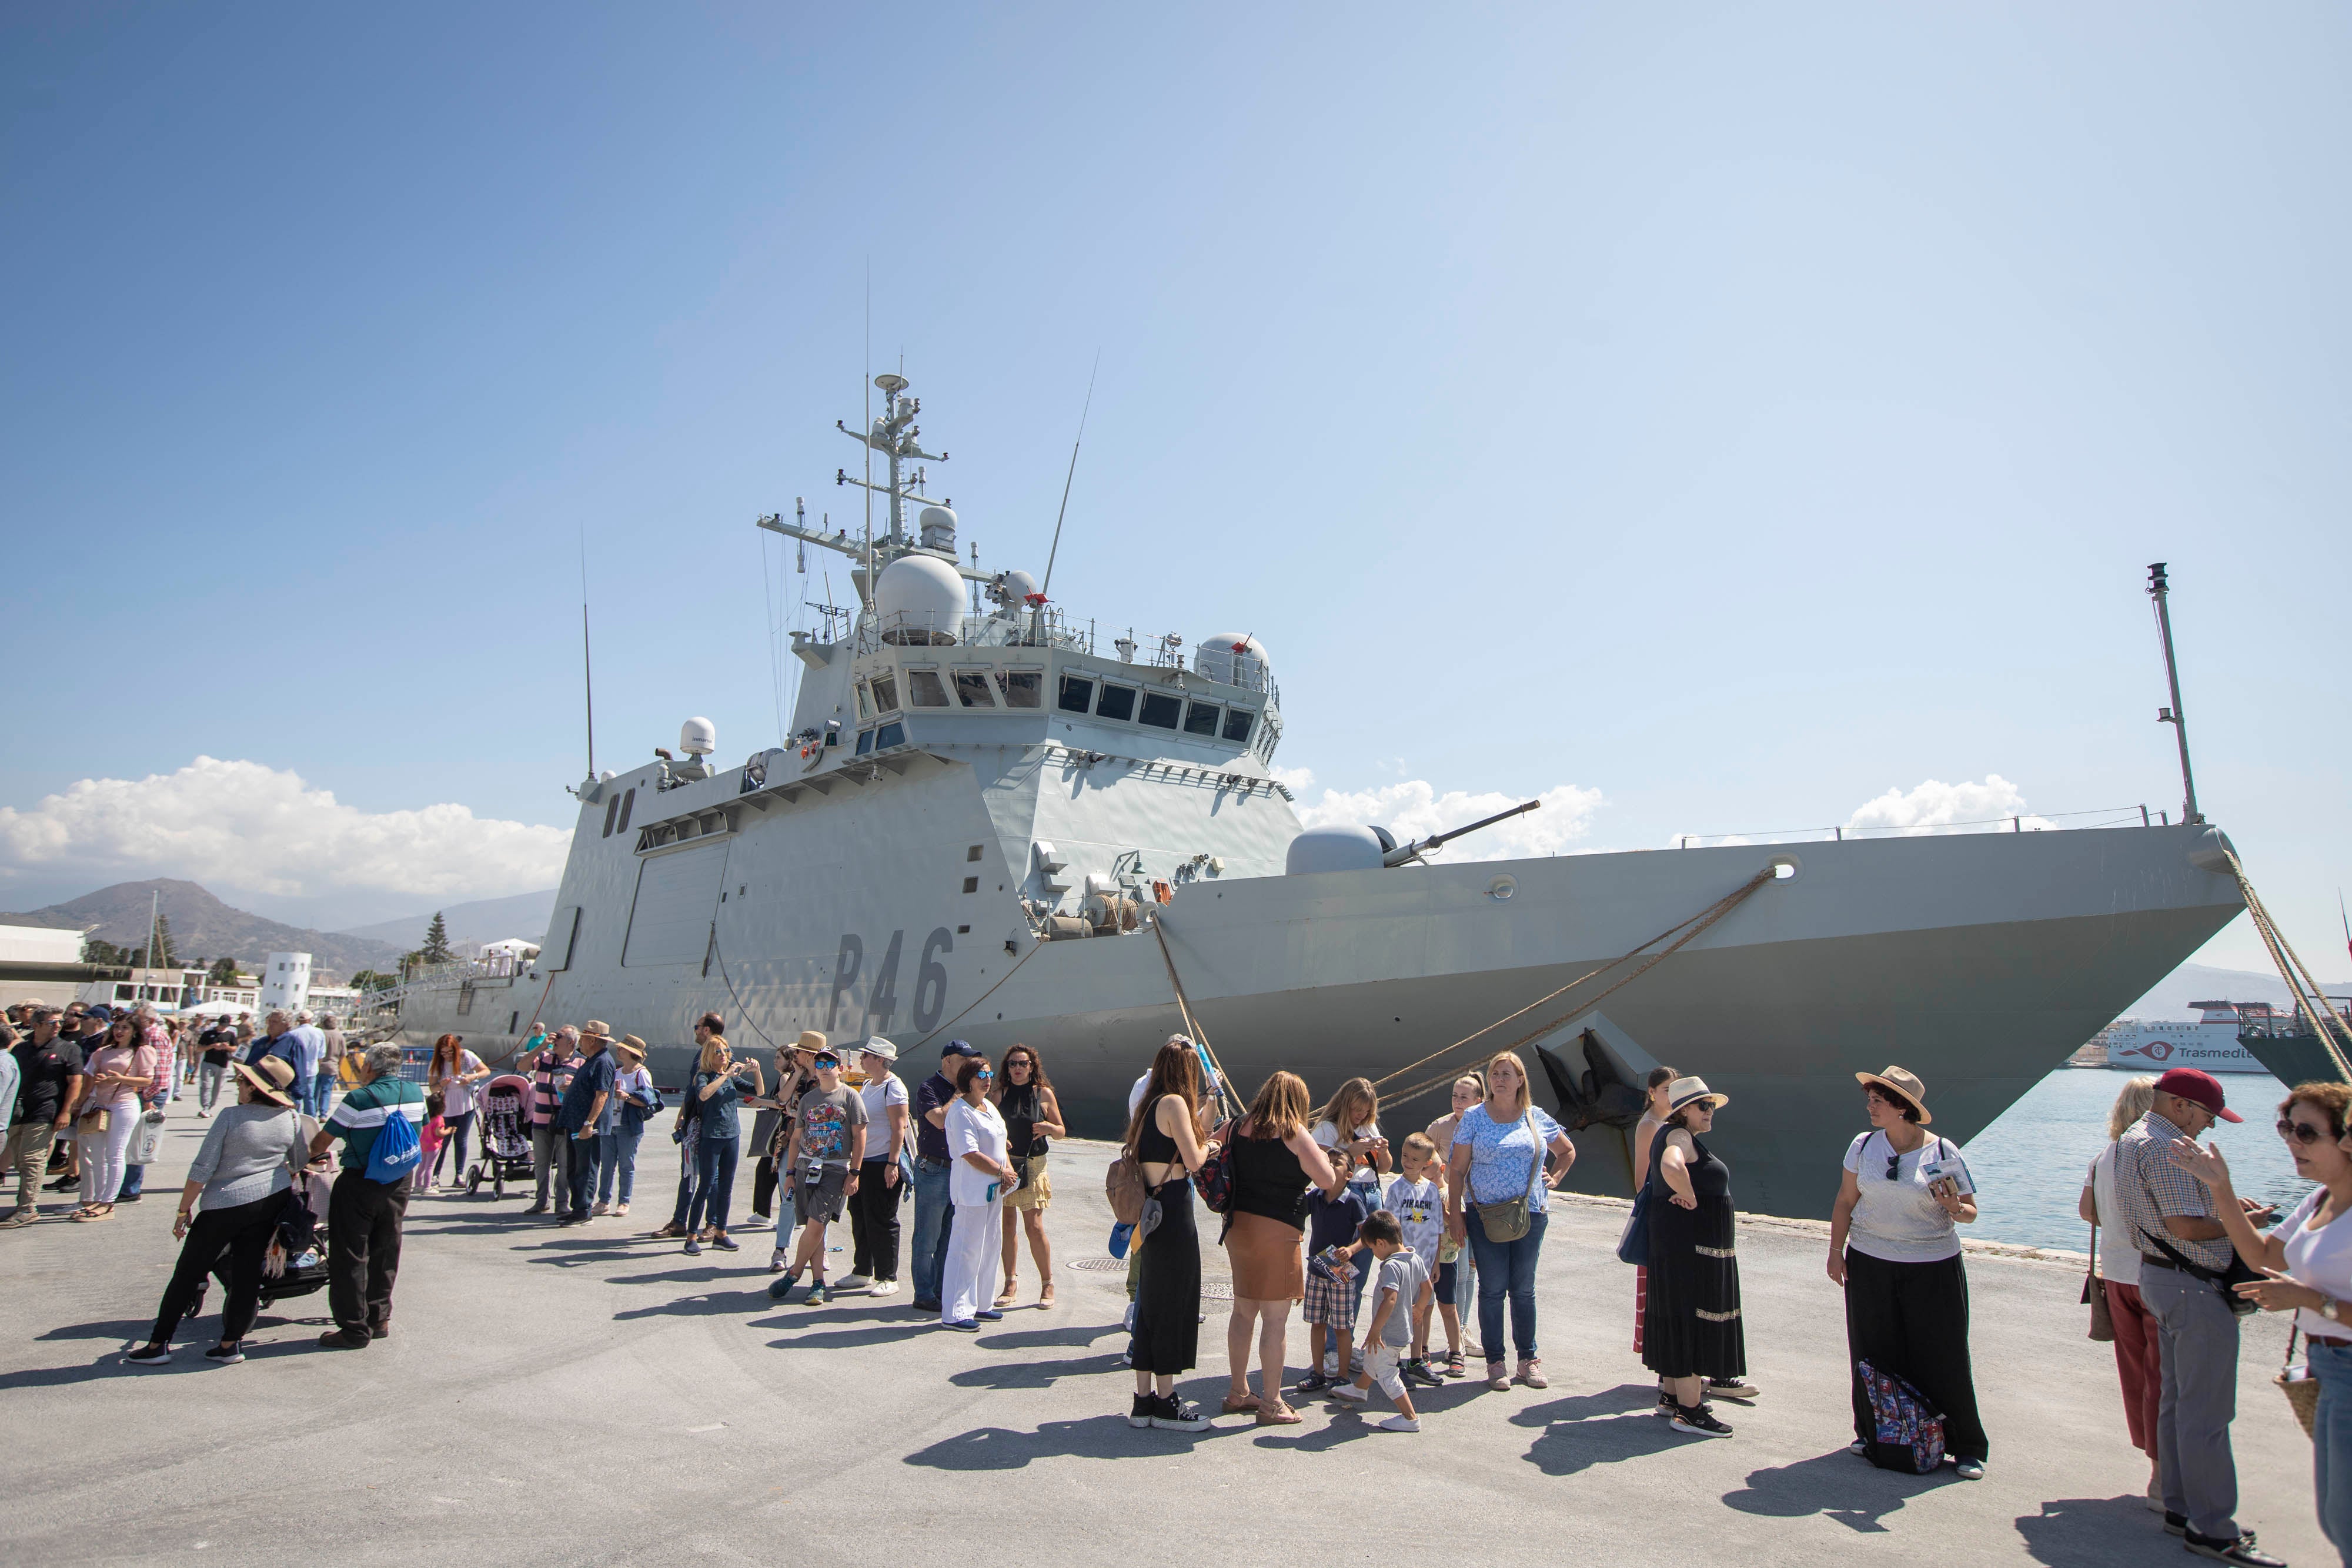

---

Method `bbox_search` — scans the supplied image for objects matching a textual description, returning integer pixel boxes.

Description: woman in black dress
[1124,1039,1218,1432]
[1642,1075,1745,1438]
[993,1045,1065,1309]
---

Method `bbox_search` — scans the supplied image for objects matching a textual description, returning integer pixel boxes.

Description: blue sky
[2,5,2346,974]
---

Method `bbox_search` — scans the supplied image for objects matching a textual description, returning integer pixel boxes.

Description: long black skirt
[1641,1191,1746,1380]
[1129,1177,1200,1375]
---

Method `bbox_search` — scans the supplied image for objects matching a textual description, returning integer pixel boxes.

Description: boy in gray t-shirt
[771,1049,868,1305]
[1328,1211,1434,1432]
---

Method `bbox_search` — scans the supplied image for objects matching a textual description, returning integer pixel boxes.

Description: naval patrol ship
[392,374,2246,1218]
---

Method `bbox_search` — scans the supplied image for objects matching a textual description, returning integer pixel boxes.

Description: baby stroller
[181,1164,333,1327]
[466,1074,535,1198]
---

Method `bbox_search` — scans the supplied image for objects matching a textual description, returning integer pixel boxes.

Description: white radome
[877,553,965,645]
[1193,632,1271,687]
[679,717,717,756]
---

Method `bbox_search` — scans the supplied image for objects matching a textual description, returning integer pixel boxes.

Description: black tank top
[1134,1096,1181,1166]
[1229,1121,1311,1228]
[1003,1083,1048,1158]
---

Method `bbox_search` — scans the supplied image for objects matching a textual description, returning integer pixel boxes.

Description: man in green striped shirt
[309,1042,426,1349]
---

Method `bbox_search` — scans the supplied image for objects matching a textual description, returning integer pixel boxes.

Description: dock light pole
[2146,562,2201,825]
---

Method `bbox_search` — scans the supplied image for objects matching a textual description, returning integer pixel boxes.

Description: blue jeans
[671,1124,700,1228]
[313,1070,338,1115]
[911,1156,955,1305]
[597,1128,641,1205]
[1466,1205,1547,1364]
[689,1135,739,1233]
[121,1163,145,1198]
[2313,1340,2352,1564]
[565,1131,602,1219]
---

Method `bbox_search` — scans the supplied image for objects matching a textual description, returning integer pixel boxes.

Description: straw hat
[859,1036,898,1064]
[796,1029,827,1055]
[1855,1065,1932,1124]
[1666,1075,1728,1114]
[580,1020,612,1039]
[232,1056,297,1108]
[613,1035,647,1063]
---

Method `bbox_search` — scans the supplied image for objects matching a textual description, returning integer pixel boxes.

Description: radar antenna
[1040,350,1100,601]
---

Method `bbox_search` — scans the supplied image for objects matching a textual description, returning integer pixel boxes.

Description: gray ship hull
[397,760,2239,1218]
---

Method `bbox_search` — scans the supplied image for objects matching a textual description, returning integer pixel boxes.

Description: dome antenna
[1040,350,1100,601]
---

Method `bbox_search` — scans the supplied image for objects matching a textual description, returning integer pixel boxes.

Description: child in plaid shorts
[1298,1183,1371,1395]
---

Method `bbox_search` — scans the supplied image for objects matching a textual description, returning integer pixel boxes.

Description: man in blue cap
[910,1039,983,1312]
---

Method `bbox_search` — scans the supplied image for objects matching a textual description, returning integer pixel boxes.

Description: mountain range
[0,879,405,979]
[335,889,558,954]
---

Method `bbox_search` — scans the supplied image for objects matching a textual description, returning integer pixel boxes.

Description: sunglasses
[2278,1118,2335,1146]
[973,1071,993,1083]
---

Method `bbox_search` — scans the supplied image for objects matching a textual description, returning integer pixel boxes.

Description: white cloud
[1276,767,1605,860]
[1846,774,2054,835]
[0,757,571,902]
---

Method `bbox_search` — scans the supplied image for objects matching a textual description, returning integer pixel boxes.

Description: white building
[259,952,312,1018]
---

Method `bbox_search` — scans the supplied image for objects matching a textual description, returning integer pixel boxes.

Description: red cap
[2155,1067,2242,1122]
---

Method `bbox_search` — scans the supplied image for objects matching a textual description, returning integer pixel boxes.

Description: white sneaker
[590,1201,611,1217]
[868,1279,899,1298]
[840,1273,873,1290]
[1329,1383,1368,1403]
[1377,1415,1420,1432]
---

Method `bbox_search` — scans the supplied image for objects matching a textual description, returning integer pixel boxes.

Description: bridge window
[1183,701,1220,737]
[870,674,900,712]
[855,682,872,719]
[954,670,997,708]
[856,728,874,756]
[997,670,1043,709]
[1140,691,1182,729]
[876,720,906,750]
[1058,674,1095,714]
[1096,683,1137,722]
[907,670,950,708]
[1222,708,1256,743]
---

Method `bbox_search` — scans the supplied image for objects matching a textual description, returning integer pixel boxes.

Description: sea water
[1963,1067,2313,1252]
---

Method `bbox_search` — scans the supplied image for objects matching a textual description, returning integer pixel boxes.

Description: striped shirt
[527,1049,582,1126]
[2116,1109,2233,1272]
[325,1078,427,1171]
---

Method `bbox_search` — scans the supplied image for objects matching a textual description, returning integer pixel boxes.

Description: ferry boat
[2104,1001,2273,1074]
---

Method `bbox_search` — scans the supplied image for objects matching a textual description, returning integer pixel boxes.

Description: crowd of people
[6,995,2346,1563]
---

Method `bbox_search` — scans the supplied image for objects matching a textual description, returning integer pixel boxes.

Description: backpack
[1195,1119,1238,1215]
[1105,1149,1148,1226]
[1857,1359,1946,1474]
[365,1094,422,1184]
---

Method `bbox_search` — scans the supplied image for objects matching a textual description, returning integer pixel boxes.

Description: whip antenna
[1040,350,1100,600]
[580,525,596,781]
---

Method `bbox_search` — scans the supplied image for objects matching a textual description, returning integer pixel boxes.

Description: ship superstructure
[389,375,2248,1218]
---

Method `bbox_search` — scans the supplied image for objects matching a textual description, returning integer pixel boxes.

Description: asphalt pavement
[0,1094,2324,1567]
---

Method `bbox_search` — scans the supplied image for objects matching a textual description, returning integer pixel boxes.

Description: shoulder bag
[2280,1322,2320,1437]
[1195,1118,1238,1215]
[2082,1222,2114,1341]
[1475,1125,1544,1245]
[1616,1124,1666,1266]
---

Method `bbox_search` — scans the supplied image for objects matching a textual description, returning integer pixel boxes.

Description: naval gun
[1381,798,1541,867]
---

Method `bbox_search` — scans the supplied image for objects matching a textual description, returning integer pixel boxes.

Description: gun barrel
[1383,798,1541,866]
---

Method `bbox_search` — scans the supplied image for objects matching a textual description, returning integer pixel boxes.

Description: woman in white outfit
[75,1015,156,1220]
[941,1055,1013,1331]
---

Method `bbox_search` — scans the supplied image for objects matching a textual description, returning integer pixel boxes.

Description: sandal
[994,1286,1020,1309]
[1222,1390,1263,1414]
[1038,1283,1056,1308]
[1443,1350,1466,1377]
[1254,1402,1303,1426]
[73,1203,113,1222]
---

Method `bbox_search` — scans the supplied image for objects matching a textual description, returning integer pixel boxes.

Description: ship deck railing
[1669,803,2170,850]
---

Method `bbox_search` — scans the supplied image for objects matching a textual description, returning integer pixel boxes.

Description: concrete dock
[0,1096,2323,1567]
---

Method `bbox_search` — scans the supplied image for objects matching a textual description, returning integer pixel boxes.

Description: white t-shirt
[860,1072,909,1162]
[946,1096,1009,1206]
[1314,1118,1385,1188]
[437,1050,488,1118]
[2274,1187,2352,1338]
[1384,1173,1445,1271]
[1130,1062,1221,1117]
[1843,1129,1972,1263]
[2087,1144,2141,1288]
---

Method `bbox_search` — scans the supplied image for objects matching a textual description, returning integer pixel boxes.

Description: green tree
[420,911,453,964]
[349,968,398,992]
[146,911,179,968]
[206,955,241,986]
[81,935,129,965]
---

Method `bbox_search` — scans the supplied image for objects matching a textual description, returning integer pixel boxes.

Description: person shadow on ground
[1720,1448,1952,1533]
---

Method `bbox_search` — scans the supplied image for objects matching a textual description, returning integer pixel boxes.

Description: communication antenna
[861,266,874,611]
[1039,350,1100,601]
[2146,563,2201,824]
[580,526,597,781]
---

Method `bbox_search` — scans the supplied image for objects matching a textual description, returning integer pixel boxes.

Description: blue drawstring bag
[365,1099,422,1184]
